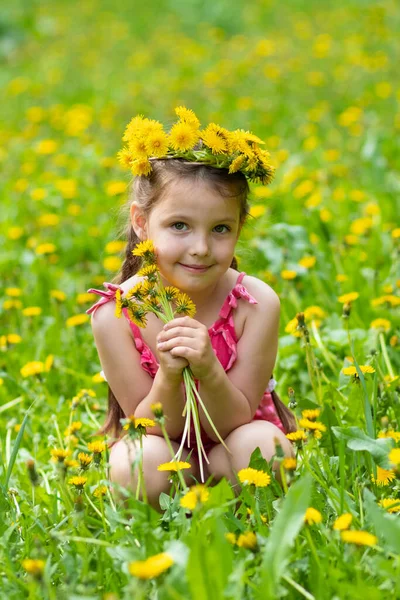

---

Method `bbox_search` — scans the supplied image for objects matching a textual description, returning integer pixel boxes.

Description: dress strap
[218,271,258,320]
[86,282,123,316]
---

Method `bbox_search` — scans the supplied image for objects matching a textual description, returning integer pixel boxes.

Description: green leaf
[363,488,400,554]
[256,474,312,600]
[332,426,394,468]
[3,400,35,488]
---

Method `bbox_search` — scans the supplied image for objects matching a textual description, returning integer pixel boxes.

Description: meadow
[1,0,399,598]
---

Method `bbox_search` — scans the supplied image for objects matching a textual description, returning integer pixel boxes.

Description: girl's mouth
[179,263,211,273]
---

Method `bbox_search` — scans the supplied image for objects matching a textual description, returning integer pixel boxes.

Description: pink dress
[86,271,284,454]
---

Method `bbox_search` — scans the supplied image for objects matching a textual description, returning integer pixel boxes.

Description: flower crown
[117,106,275,185]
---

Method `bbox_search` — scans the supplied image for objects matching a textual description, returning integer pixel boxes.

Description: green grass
[1,0,399,597]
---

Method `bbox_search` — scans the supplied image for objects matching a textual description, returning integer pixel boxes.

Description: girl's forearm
[198,361,252,441]
[134,368,186,439]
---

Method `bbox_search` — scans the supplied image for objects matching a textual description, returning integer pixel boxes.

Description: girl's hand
[156,316,216,380]
[156,331,189,382]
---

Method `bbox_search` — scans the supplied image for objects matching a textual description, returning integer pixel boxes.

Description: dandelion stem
[160,421,187,490]
[379,332,395,379]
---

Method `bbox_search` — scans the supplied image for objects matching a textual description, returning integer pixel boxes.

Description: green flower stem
[379,332,395,379]
[160,421,187,490]
[310,320,340,372]
[305,527,321,569]
[135,435,148,503]
[84,491,110,532]
[83,399,102,430]
[304,341,321,405]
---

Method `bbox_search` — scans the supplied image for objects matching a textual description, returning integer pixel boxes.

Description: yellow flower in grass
[157,461,191,472]
[301,409,321,420]
[371,467,396,486]
[304,507,322,525]
[298,256,316,269]
[87,441,106,454]
[129,552,174,579]
[370,318,391,331]
[77,452,93,469]
[342,365,375,377]
[68,475,88,490]
[237,467,271,487]
[281,270,297,280]
[169,121,199,151]
[64,421,82,436]
[225,532,237,545]
[93,485,108,498]
[51,289,67,301]
[103,256,122,271]
[64,459,79,469]
[333,513,353,531]
[123,416,156,434]
[51,448,71,463]
[132,240,157,263]
[282,457,297,470]
[371,295,400,308]
[341,530,377,547]
[66,314,90,327]
[180,484,210,510]
[174,293,196,318]
[105,181,127,197]
[378,498,400,513]
[92,371,106,383]
[286,430,307,443]
[378,430,400,443]
[338,292,359,304]
[35,243,57,255]
[299,418,327,438]
[22,559,45,578]
[236,531,258,549]
[388,448,400,468]
[6,287,22,297]
[21,358,52,378]
[22,306,42,317]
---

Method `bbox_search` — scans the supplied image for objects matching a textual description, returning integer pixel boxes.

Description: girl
[87,109,296,511]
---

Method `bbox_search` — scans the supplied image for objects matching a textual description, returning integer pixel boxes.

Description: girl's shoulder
[241,273,280,309]
[118,274,146,296]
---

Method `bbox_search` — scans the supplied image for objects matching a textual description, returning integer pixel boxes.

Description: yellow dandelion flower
[76,292,96,305]
[6,287,22,297]
[298,256,317,269]
[168,121,199,151]
[299,419,327,435]
[378,498,400,513]
[66,314,90,327]
[68,475,88,490]
[200,124,229,154]
[180,484,210,510]
[229,154,247,174]
[20,361,46,378]
[370,318,391,332]
[50,448,71,463]
[92,371,106,383]
[50,289,67,301]
[64,459,79,469]
[117,146,133,169]
[342,365,376,377]
[236,531,258,549]
[129,552,174,580]
[137,264,159,279]
[87,441,106,454]
[388,448,400,467]
[378,430,400,443]
[371,467,396,486]
[164,286,180,301]
[93,485,108,498]
[77,452,93,468]
[7,334,21,344]
[132,240,157,262]
[371,295,400,308]
[157,461,191,472]
[22,559,45,578]
[237,467,271,487]
[301,409,321,420]
[333,513,353,531]
[175,106,201,129]
[281,270,297,280]
[282,457,297,470]
[303,306,326,320]
[304,507,322,525]
[35,243,57,255]
[130,157,152,177]
[174,293,196,318]
[22,306,42,317]
[341,530,377,547]
[127,304,148,328]
[286,430,307,442]
[64,421,82,436]
[338,292,359,304]
[145,130,169,157]
[285,317,301,337]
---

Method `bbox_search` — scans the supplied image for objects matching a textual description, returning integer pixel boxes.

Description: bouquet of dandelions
[115,240,229,482]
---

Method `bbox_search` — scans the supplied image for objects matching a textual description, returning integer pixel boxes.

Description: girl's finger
[158,326,198,342]
[163,316,200,331]
[157,336,199,351]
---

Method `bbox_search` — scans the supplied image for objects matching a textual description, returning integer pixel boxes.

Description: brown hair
[95,159,296,440]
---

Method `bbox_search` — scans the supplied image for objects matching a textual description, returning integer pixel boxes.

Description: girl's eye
[214,224,231,233]
[171,222,187,231]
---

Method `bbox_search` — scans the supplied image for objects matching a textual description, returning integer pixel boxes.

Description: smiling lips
[179,263,211,271]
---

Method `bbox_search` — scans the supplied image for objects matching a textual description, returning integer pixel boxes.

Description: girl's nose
[190,234,210,256]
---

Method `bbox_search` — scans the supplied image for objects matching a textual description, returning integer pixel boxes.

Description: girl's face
[131,179,242,295]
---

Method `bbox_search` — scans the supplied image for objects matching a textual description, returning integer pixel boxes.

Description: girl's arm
[198,282,280,440]
[91,301,186,439]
